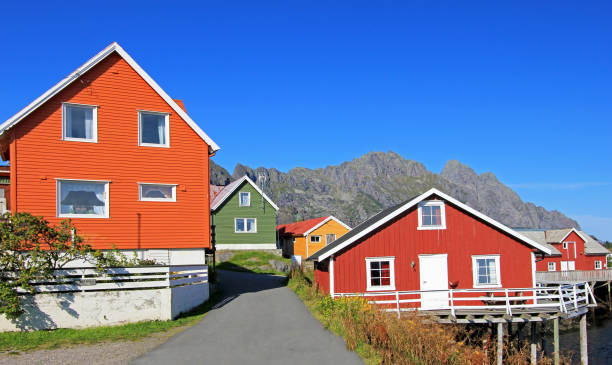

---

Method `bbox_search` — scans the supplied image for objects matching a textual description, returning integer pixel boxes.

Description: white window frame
[471,255,501,288]
[417,200,446,230]
[234,218,257,233]
[138,110,170,148]
[326,234,336,244]
[56,178,109,219]
[548,262,556,272]
[62,102,98,143]
[595,261,602,270]
[138,183,177,202]
[310,235,321,243]
[365,257,396,291]
[239,192,251,207]
[562,242,568,249]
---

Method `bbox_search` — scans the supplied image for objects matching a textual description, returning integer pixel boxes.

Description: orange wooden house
[0,42,219,265]
[277,216,350,259]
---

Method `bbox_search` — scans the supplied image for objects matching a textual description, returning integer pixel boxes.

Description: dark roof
[307,197,415,261]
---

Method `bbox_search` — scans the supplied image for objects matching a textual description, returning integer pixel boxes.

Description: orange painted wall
[293,219,350,258]
[9,52,211,250]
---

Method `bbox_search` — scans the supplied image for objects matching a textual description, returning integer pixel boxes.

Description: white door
[419,254,449,310]
[568,261,576,271]
[561,261,568,271]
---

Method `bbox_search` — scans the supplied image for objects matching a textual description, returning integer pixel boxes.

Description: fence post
[504,288,511,315]
[573,284,579,309]
[449,289,455,317]
[395,291,400,318]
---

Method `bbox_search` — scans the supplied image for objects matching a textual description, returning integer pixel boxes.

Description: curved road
[131,270,362,365]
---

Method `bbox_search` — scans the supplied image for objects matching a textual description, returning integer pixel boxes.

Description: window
[235,218,257,233]
[239,192,250,207]
[326,234,336,244]
[548,262,556,271]
[417,201,446,230]
[472,255,501,288]
[57,180,109,218]
[139,111,169,147]
[310,235,321,243]
[366,257,395,291]
[63,103,97,142]
[139,183,176,202]
[595,261,602,270]
[563,242,568,249]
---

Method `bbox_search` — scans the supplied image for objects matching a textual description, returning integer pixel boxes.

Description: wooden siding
[10,52,211,250]
[317,199,535,294]
[292,219,350,258]
[212,181,276,245]
[536,231,608,271]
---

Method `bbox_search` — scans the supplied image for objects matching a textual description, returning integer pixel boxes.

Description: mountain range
[210,151,579,230]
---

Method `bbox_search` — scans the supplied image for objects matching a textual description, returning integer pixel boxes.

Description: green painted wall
[211,181,277,245]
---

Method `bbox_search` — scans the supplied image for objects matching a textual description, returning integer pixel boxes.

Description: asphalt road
[130,270,362,365]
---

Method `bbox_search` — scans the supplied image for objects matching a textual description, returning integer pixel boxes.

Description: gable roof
[210,175,279,211]
[308,188,552,261]
[517,228,609,256]
[277,216,350,237]
[0,42,220,154]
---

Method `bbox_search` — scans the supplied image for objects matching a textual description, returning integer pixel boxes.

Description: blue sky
[1,1,611,240]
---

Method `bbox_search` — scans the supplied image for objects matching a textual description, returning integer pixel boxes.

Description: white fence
[0,265,209,332]
[334,282,595,317]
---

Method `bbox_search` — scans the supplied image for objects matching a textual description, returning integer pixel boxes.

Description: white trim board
[0,42,220,154]
[302,215,351,236]
[559,228,589,245]
[211,175,279,211]
[315,188,552,262]
[215,244,278,250]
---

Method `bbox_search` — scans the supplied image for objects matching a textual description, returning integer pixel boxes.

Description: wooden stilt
[580,314,588,365]
[531,322,537,364]
[607,281,611,311]
[553,318,560,365]
[497,322,504,365]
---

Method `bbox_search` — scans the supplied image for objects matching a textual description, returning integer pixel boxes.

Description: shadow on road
[213,269,288,309]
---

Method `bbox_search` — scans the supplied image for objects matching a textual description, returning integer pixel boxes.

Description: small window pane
[236,219,245,232]
[140,184,174,201]
[59,181,106,216]
[246,218,256,232]
[65,105,94,140]
[239,192,250,206]
[140,113,167,145]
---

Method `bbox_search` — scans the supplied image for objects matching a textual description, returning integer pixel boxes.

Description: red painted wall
[315,198,536,295]
[536,231,607,271]
[9,52,212,250]
[314,261,330,294]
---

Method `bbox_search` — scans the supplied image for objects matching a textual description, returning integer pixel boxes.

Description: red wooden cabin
[0,43,219,265]
[520,228,609,272]
[308,188,553,310]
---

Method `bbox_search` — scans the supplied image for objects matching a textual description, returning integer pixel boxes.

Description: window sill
[234,231,258,234]
[366,286,396,292]
[62,137,98,143]
[139,143,170,148]
[472,283,502,289]
[58,214,109,219]
[417,226,446,231]
[139,199,176,202]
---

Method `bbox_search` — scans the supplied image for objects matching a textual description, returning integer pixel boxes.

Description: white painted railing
[536,269,612,283]
[334,282,595,317]
[6,265,208,294]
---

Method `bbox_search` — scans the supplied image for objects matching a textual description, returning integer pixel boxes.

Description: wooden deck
[335,283,595,323]
[536,269,612,284]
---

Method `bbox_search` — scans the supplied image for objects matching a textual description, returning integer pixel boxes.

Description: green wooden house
[210,176,279,250]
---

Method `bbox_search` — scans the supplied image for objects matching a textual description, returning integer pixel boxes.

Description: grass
[288,268,568,365]
[0,291,220,352]
[216,250,290,275]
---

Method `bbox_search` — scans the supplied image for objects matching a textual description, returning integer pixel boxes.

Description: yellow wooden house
[277,216,350,259]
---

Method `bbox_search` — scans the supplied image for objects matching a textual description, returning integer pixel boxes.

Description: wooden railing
[334,283,595,317]
[4,265,208,294]
[536,269,612,284]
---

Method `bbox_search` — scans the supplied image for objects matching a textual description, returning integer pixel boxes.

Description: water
[543,313,612,364]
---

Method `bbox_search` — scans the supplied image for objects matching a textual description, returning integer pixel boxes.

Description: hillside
[210,151,579,229]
